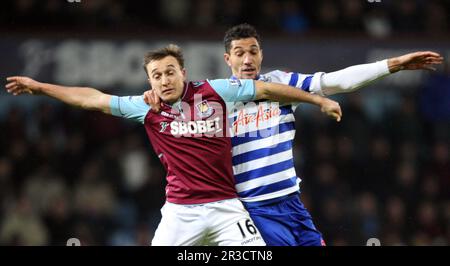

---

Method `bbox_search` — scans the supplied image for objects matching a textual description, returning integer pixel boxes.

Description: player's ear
[224,53,231,67]
[181,68,187,80]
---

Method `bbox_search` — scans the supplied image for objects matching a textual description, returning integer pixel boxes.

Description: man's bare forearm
[36,82,111,113]
[254,80,324,106]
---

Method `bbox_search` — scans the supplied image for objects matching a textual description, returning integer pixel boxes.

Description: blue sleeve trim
[109,95,150,124]
[110,96,121,116]
[301,76,312,92]
[208,79,255,102]
[288,72,299,87]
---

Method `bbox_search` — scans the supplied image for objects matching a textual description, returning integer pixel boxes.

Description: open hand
[5,76,41,96]
[388,51,444,72]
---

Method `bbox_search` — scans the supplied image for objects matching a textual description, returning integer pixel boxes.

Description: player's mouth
[242,67,256,73]
[162,88,175,95]
[241,67,257,76]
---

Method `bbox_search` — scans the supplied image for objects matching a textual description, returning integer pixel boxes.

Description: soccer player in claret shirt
[5,44,343,246]
[144,24,444,246]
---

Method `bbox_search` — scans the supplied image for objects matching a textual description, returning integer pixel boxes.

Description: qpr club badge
[195,100,214,118]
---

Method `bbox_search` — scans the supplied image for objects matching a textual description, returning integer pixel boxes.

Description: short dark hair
[224,23,261,53]
[143,44,184,76]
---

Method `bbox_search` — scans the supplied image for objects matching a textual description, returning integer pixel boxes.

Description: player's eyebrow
[232,45,259,51]
[151,64,177,74]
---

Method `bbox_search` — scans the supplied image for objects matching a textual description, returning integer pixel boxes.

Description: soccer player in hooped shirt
[219,24,443,246]
[5,44,343,246]
[144,25,445,246]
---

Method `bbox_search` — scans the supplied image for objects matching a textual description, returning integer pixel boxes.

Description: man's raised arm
[5,76,112,114]
[309,51,444,96]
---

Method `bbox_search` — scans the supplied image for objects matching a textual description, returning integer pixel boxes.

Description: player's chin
[241,72,257,79]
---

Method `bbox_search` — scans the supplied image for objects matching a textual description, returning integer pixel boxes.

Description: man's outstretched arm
[5,76,112,114]
[310,51,444,96]
[145,79,342,122]
[254,80,342,122]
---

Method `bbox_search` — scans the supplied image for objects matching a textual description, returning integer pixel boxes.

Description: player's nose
[161,75,169,85]
[243,55,253,64]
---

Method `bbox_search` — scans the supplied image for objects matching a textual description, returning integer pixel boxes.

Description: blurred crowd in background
[0,0,449,246]
[2,0,449,38]
[0,105,166,245]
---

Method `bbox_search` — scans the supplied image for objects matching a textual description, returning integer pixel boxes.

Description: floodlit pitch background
[0,0,449,246]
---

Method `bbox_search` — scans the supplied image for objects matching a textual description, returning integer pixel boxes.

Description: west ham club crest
[195,100,214,118]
